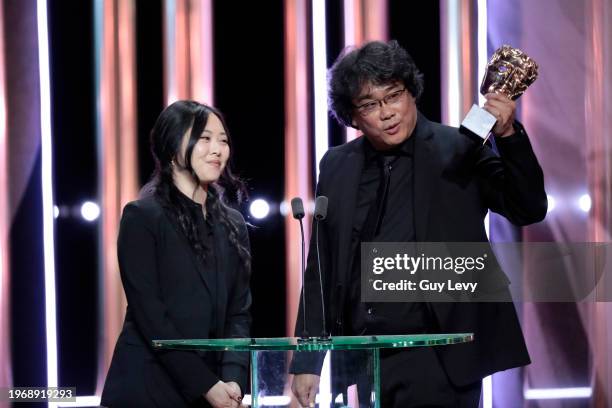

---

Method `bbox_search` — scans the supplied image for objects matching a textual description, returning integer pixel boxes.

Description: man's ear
[351,119,359,129]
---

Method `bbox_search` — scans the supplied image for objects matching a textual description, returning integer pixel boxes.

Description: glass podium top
[152,333,473,351]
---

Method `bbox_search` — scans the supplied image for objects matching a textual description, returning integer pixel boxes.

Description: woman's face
[178,113,230,185]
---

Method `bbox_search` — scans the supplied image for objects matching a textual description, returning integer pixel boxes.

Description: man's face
[351,81,417,151]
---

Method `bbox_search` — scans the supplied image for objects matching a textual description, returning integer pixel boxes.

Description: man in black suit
[291,40,546,407]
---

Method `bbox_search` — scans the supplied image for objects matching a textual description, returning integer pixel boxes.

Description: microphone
[314,196,330,340]
[290,197,305,219]
[313,196,328,220]
[291,197,308,340]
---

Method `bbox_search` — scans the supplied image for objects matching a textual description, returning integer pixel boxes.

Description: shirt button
[367,307,373,315]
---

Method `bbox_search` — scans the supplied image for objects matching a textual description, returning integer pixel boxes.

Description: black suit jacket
[101,195,251,407]
[293,114,547,386]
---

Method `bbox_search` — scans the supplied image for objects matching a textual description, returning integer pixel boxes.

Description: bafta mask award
[461,45,539,139]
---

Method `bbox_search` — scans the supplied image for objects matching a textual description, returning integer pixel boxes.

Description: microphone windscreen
[314,196,328,220]
[291,197,305,219]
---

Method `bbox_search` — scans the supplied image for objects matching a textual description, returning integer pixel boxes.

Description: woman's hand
[291,374,320,407]
[226,382,243,407]
[204,381,242,408]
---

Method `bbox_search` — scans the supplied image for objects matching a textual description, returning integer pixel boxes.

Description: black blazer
[294,113,547,386]
[101,195,251,407]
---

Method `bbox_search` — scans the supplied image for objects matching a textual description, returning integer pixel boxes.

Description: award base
[460,104,497,139]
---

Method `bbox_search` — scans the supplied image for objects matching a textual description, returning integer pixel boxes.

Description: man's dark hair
[328,40,425,128]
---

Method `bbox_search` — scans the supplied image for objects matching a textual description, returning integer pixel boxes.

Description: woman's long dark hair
[141,100,250,269]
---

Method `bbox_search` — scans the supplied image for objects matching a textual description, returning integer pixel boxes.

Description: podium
[153,333,473,407]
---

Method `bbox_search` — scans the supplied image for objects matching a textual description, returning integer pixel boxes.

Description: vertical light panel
[343,0,388,142]
[163,0,178,103]
[477,0,487,107]
[284,0,312,336]
[167,0,188,102]
[0,0,11,390]
[36,0,58,390]
[164,0,214,105]
[441,0,461,126]
[343,0,360,142]
[459,0,475,112]
[118,0,138,209]
[311,2,332,401]
[477,2,492,406]
[585,0,610,243]
[362,0,388,43]
[440,0,477,127]
[478,0,489,248]
[96,0,138,393]
[443,0,492,404]
[586,0,612,405]
[441,1,455,126]
[312,0,328,181]
[343,0,388,46]
[343,0,362,50]
[189,0,213,104]
[97,4,120,388]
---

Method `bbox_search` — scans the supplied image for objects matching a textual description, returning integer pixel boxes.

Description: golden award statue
[461,45,539,139]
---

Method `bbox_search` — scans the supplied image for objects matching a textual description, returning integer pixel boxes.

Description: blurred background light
[250,198,270,219]
[80,201,100,222]
[578,194,591,213]
[547,194,556,212]
[279,200,289,217]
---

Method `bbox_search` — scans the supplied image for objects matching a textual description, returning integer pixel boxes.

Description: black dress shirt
[176,191,220,339]
[348,135,428,335]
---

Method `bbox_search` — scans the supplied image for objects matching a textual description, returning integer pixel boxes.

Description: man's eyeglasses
[354,88,407,116]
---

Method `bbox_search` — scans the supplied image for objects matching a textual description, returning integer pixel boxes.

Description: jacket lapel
[335,138,365,292]
[212,221,228,337]
[413,114,441,241]
[166,215,214,294]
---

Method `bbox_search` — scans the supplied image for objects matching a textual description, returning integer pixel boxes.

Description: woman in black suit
[101,100,251,407]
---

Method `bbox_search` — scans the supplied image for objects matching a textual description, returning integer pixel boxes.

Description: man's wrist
[495,122,520,138]
[496,123,516,138]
